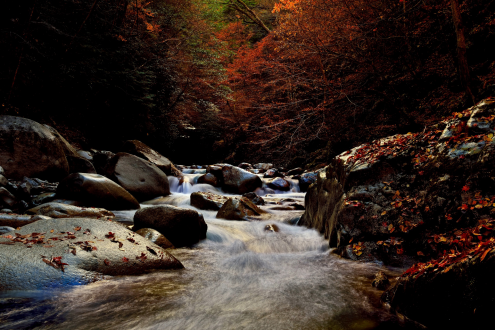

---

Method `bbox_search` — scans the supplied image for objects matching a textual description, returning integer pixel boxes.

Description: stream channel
[0,170,413,329]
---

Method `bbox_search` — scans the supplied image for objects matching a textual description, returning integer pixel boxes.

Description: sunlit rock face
[0,218,183,290]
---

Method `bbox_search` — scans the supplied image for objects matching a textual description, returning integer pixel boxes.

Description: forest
[1,0,495,166]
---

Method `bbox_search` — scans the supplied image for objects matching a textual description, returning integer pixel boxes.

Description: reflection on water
[0,178,411,330]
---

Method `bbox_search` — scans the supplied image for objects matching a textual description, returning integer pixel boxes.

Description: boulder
[66,155,96,174]
[122,140,172,175]
[298,171,318,192]
[105,153,170,202]
[0,174,8,187]
[0,214,51,228]
[372,271,390,290]
[56,173,140,210]
[0,217,183,290]
[0,226,14,234]
[190,192,229,211]
[27,202,114,218]
[133,205,207,247]
[91,150,115,175]
[242,192,265,205]
[216,197,266,221]
[263,169,281,178]
[237,162,252,169]
[77,150,93,161]
[31,192,57,206]
[135,228,174,249]
[383,248,495,328]
[221,165,262,194]
[43,124,80,159]
[287,167,304,176]
[253,163,273,171]
[0,187,16,207]
[197,173,218,186]
[267,177,291,191]
[0,116,69,181]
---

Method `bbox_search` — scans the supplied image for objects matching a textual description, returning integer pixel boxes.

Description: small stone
[372,271,390,290]
[264,224,279,232]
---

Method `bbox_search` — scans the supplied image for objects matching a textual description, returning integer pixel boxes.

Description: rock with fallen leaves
[0,217,183,291]
[383,244,495,328]
[300,98,495,264]
[56,173,140,210]
[300,97,495,325]
[133,205,207,247]
[27,202,114,219]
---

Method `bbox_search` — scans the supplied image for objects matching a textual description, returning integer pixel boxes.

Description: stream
[0,172,412,329]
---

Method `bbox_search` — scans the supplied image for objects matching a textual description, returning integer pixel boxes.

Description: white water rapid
[0,173,412,330]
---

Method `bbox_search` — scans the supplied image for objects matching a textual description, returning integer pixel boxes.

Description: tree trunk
[450,0,476,104]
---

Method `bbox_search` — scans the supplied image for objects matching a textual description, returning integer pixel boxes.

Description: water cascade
[0,169,411,330]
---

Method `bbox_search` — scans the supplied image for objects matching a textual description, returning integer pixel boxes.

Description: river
[0,171,411,329]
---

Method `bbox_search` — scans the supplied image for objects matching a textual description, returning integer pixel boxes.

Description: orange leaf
[481,248,492,261]
[417,251,424,256]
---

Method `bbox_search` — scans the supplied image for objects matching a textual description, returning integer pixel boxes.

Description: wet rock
[287,167,304,176]
[0,214,51,228]
[190,192,228,211]
[0,116,69,181]
[242,192,265,205]
[133,205,207,247]
[238,162,252,169]
[105,153,170,202]
[0,187,17,208]
[263,169,280,178]
[91,150,115,175]
[249,169,262,174]
[135,228,174,249]
[288,203,305,210]
[0,218,183,290]
[254,163,273,171]
[50,199,84,206]
[197,173,218,186]
[0,175,7,187]
[0,226,14,234]
[77,150,93,161]
[66,155,96,174]
[27,202,114,219]
[43,124,80,159]
[372,271,390,290]
[384,248,495,329]
[221,165,262,194]
[56,173,140,210]
[298,171,318,192]
[0,209,12,213]
[31,192,57,206]
[0,166,4,175]
[122,140,172,175]
[267,177,291,191]
[216,197,266,221]
[264,224,279,232]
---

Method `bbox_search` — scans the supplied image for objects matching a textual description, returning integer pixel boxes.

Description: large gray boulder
[56,173,140,210]
[106,153,170,202]
[122,140,172,175]
[0,218,183,290]
[221,165,262,194]
[0,116,69,181]
[27,202,114,218]
[133,205,207,247]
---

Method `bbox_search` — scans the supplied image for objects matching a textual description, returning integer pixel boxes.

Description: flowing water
[0,174,411,330]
